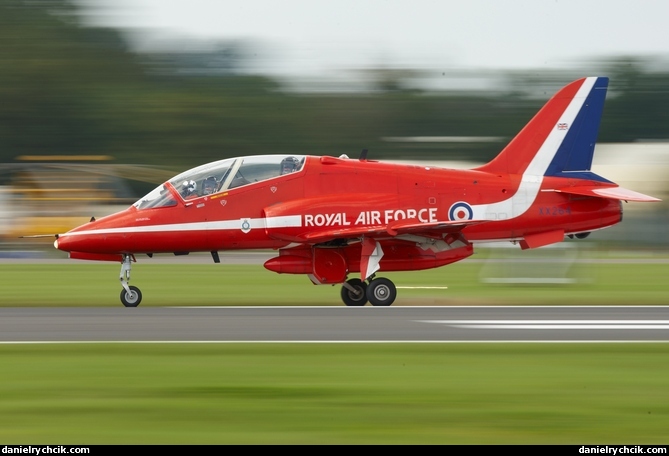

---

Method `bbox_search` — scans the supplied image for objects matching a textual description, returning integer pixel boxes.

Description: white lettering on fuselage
[304,208,437,227]
[304,213,352,227]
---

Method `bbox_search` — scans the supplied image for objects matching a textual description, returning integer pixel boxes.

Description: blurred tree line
[2,0,669,174]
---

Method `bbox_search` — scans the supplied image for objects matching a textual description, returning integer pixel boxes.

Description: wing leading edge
[268,218,487,244]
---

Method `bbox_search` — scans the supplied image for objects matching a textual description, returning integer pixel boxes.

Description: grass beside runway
[0,259,668,306]
[0,343,668,444]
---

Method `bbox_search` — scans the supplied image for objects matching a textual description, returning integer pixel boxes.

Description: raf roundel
[448,201,473,221]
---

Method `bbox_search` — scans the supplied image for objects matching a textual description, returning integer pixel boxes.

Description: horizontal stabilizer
[555,186,661,202]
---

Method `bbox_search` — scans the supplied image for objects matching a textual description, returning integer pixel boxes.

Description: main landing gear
[119,254,142,307]
[340,276,397,307]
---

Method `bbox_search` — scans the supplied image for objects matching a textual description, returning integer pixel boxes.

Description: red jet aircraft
[52,76,660,307]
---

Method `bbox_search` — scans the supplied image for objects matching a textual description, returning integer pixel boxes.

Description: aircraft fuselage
[55,155,621,257]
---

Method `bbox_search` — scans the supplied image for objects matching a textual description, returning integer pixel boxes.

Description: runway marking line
[418,320,669,329]
[1,340,669,344]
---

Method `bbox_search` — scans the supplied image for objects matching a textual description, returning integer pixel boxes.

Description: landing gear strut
[340,276,397,307]
[119,254,142,307]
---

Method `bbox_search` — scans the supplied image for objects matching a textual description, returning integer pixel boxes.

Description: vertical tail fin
[475,77,611,182]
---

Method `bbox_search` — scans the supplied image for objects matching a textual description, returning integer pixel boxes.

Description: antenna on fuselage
[359,149,368,161]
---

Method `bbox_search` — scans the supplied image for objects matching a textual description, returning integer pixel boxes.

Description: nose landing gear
[119,254,142,307]
[120,286,142,307]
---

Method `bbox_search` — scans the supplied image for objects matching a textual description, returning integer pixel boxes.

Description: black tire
[366,278,396,306]
[120,286,142,307]
[340,278,368,306]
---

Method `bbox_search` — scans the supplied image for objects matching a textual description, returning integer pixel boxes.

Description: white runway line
[1,340,669,344]
[418,320,669,329]
[397,286,449,289]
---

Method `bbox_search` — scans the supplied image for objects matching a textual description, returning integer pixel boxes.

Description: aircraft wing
[277,219,488,244]
[385,219,488,236]
[554,185,661,202]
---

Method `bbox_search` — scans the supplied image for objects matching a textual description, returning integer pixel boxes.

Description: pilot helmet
[181,180,196,195]
[203,176,217,194]
[280,156,300,174]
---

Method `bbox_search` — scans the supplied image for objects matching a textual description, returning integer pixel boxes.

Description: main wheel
[366,278,396,306]
[340,278,368,306]
[120,286,142,307]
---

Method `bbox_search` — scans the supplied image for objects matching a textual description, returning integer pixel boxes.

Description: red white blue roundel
[449,201,473,221]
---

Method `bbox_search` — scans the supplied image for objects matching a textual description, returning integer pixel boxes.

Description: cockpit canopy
[134,155,305,210]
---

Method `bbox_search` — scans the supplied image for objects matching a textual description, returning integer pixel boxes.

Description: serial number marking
[538,206,571,216]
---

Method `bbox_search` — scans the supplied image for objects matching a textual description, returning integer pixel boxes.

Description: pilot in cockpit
[202,176,218,195]
[280,156,300,175]
[180,180,197,199]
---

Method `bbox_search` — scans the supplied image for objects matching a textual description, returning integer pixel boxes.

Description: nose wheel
[119,254,142,307]
[120,286,142,307]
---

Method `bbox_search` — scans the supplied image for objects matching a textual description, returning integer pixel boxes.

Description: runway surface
[2,306,669,343]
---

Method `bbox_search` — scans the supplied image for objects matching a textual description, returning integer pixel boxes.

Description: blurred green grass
[0,258,668,306]
[0,343,668,444]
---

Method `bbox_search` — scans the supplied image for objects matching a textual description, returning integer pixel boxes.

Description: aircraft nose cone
[54,231,89,253]
[54,233,75,252]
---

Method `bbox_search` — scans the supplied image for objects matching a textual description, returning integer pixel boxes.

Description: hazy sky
[81,0,669,77]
